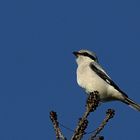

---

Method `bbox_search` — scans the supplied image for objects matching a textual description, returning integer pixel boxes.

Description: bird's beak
[73,51,79,57]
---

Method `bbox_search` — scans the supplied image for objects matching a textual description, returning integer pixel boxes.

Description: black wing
[90,62,128,97]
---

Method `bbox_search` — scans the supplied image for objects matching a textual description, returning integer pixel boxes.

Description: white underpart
[76,56,124,102]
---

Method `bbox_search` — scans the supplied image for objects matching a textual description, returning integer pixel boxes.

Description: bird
[73,49,140,111]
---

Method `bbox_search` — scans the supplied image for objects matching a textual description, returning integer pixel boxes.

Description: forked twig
[50,92,116,140]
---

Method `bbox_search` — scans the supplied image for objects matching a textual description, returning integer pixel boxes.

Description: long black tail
[123,97,140,111]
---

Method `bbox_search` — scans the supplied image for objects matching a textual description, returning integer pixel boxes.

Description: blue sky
[0,0,140,140]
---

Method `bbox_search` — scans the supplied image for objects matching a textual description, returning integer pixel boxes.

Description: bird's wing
[89,62,128,97]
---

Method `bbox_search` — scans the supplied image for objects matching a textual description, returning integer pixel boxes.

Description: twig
[95,136,104,140]
[89,109,115,140]
[88,136,104,140]
[71,91,100,140]
[50,111,67,140]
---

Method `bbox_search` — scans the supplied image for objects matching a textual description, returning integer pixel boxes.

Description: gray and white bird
[73,49,140,111]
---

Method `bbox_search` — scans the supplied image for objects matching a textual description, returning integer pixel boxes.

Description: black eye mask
[80,52,96,61]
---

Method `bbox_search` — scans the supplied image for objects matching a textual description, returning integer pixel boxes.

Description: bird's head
[73,49,98,65]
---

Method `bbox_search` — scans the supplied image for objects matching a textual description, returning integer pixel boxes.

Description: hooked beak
[73,51,79,57]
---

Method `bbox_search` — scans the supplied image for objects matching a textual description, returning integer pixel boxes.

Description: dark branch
[50,92,116,140]
[89,109,115,140]
[50,111,67,140]
[71,91,100,140]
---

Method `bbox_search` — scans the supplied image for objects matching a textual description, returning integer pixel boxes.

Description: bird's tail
[123,97,140,111]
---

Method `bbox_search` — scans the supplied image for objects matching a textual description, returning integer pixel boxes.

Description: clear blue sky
[0,0,140,140]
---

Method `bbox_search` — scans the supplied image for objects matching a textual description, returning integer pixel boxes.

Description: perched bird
[73,49,140,111]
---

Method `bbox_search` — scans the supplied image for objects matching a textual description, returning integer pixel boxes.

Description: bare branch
[90,136,104,140]
[50,111,67,140]
[89,109,115,140]
[50,92,116,140]
[71,91,100,140]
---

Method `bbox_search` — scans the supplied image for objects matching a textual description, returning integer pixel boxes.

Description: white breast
[77,63,109,100]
